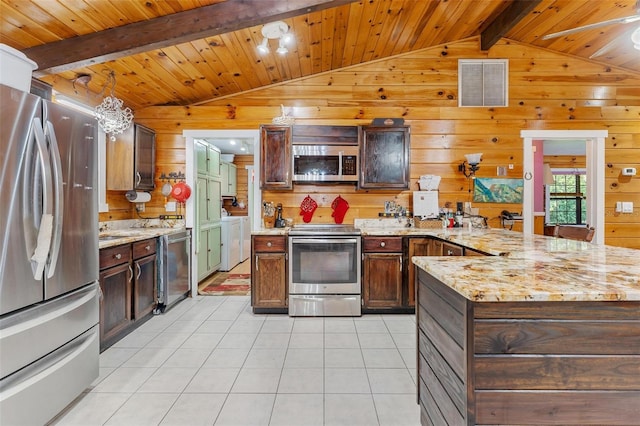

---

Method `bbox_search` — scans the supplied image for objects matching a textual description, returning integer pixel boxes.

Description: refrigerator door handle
[44,120,64,278]
[29,118,54,281]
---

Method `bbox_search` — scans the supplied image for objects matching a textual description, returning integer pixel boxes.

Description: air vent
[458,59,508,107]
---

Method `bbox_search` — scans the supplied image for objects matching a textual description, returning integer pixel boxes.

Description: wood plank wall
[128,38,639,249]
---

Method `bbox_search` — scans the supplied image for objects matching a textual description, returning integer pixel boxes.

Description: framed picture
[473,178,524,203]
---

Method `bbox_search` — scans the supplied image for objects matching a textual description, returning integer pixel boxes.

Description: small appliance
[292,144,358,183]
[413,175,441,219]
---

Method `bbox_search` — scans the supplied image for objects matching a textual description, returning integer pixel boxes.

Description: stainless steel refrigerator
[0,84,100,425]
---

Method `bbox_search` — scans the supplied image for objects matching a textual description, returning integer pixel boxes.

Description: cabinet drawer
[253,236,286,252]
[100,245,132,269]
[442,242,463,256]
[363,237,403,252]
[133,238,156,258]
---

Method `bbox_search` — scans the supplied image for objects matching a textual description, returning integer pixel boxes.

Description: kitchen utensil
[170,182,191,203]
[161,182,172,197]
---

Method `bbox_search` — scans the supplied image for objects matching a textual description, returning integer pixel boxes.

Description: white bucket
[0,43,37,92]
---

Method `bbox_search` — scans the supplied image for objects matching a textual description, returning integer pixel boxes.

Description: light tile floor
[50,295,420,426]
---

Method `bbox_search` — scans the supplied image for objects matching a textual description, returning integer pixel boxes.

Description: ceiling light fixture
[94,70,133,141]
[257,21,293,55]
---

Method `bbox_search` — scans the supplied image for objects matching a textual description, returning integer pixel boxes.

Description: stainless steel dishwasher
[157,229,191,312]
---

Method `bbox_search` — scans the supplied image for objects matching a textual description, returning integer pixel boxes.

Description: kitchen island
[412,231,640,425]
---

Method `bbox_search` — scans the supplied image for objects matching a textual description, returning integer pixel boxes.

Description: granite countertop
[409,228,640,303]
[251,227,290,236]
[99,219,186,249]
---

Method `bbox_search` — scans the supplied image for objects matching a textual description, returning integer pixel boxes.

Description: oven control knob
[267,242,272,247]
[380,241,386,247]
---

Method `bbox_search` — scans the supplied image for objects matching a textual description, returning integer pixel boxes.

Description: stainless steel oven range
[288,225,361,316]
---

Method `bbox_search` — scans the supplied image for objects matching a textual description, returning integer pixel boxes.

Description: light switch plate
[165,201,177,212]
[622,202,634,213]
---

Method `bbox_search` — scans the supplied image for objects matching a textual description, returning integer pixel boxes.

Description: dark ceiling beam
[25,0,358,75]
[480,0,542,51]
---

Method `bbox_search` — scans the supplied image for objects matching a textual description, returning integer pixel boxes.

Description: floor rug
[198,273,251,296]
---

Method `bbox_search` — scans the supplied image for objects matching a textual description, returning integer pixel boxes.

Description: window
[547,172,587,225]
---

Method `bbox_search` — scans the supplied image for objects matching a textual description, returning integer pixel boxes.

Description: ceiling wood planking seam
[23,0,360,75]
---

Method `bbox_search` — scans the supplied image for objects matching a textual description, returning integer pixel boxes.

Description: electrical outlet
[136,203,145,212]
[497,166,507,176]
[508,164,514,170]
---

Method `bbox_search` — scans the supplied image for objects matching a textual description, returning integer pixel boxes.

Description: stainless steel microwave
[292,145,359,182]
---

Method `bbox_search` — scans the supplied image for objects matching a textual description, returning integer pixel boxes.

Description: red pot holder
[331,195,349,224]
[300,195,318,223]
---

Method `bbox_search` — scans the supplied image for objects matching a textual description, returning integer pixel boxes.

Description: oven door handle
[290,238,359,245]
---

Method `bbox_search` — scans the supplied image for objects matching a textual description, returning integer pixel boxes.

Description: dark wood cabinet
[442,241,464,256]
[99,245,133,349]
[428,238,443,256]
[260,125,292,190]
[99,238,157,351]
[106,123,156,191]
[362,237,403,310]
[251,235,287,312]
[405,237,430,308]
[133,124,156,190]
[132,239,157,319]
[359,125,410,189]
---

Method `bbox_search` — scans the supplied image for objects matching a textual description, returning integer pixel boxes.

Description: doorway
[521,130,607,245]
[183,129,260,296]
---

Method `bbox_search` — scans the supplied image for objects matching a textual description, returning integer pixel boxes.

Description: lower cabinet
[197,224,222,281]
[405,238,431,308]
[362,237,403,310]
[132,239,157,319]
[99,238,156,351]
[251,235,287,313]
[442,241,464,256]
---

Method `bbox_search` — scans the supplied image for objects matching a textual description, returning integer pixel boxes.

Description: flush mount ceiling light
[94,70,133,141]
[257,21,292,55]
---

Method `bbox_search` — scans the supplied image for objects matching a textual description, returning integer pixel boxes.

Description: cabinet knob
[145,245,150,251]
[267,241,273,247]
[447,249,454,256]
[380,241,386,247]
[114,253,122,259]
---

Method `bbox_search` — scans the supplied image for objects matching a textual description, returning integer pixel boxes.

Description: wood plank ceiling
[2,0,639,110]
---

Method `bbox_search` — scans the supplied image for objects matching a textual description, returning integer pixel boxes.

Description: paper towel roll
[125,191,151,203]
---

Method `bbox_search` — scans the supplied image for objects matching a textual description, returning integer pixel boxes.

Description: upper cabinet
[260,125,292,190]
[220,162,237,197]
[195,140,221,178]
[359,125,410,190]
[106,123,156,191]
[133,124,156,191]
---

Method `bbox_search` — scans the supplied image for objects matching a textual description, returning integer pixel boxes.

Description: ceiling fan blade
[542,15,640,40]
[589,38,618,58]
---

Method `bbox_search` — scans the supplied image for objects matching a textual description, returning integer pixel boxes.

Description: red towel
[331,195,349,224]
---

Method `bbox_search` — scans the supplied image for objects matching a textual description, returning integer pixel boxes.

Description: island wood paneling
[131,38,639,248]
[418,270,640,426]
